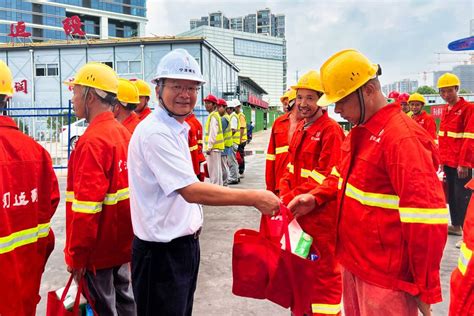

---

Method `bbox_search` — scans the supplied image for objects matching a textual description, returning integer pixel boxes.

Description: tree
[416,86,437,94]
[459,88,471,94]
[47,111,78,141]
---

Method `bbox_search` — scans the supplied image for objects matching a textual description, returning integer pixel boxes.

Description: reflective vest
[0,116,59,315]
[279,111,345,315]
[412,110,437,141]
[450,179,474,315]
[204,111,224,150]
[311,103,447,304]
[65,112,133,270]
[238,112,248,142]
[231,112,241,145]
[223,114,233,147]
[438,97,474,168]
[265,113,291,194]
[186,114,206,178]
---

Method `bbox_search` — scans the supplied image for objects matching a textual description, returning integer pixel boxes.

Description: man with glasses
[128,49,280,315]
[437,73,474,239]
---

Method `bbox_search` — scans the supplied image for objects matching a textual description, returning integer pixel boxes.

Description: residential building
[180,26,287,107]
[0,0,147,43]
[433,65,474,93]
[382,79,419,94]
[190,8,285,38]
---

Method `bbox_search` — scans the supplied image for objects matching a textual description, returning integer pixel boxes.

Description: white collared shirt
[128,106,203,242]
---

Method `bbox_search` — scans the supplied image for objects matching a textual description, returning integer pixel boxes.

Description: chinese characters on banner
[62,15,86,37]
[14,79,28,94]
[8,21,31,38]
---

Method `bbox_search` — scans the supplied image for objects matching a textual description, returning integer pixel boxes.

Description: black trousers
[131,235,200,316]
[445,165,472,226]
[238,141,246,174]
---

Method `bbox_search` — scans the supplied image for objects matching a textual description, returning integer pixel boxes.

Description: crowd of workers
[0,46,473,316]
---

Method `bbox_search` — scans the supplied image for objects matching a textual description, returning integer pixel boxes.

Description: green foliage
[47,111,78,132]
[459,88,471,94]
[416,86,437,94]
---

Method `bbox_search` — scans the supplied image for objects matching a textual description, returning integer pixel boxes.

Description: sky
[145,0,474,88]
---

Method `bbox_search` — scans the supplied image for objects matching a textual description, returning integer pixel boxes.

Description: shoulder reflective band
[458,242,472,276]
[0,222,50,254]
[399,207,449,224]
[312,303,341,315]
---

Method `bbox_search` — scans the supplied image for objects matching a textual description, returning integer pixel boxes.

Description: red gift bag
[232,204,321,315]
[46,275,96,316]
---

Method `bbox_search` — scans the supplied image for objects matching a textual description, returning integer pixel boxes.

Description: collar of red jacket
[0,115,19,130]
[360,103,400,135]
[445,96,469,111]
[87,111,115,129]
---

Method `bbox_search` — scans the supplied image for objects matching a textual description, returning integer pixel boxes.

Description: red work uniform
[438,97,474,169]
[122,112,141,134]
[0,116,59,316]
[279,111,345,316]
[65,112,133,271]
[310,103,448,306]
[412,110,437,140]
[186,114,206,181]
[265,113,291,194]
[137,107,152,121]
[450,179,474,316]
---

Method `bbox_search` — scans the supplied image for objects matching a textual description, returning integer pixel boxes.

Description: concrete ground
[37,128,459,315]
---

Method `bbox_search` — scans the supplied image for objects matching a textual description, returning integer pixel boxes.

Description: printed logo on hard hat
[179,56,197,74]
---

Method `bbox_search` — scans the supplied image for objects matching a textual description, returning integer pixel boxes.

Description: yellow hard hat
[437,73,460,89]
[64,62,118,94]
[318,49,379,107]
[288,88,297,102]
[117,78,140,105]
[280,90,290,103]
[408,93,426,104]
[291,70,324,93]
[130,78,152,97]
[0,60,13,96]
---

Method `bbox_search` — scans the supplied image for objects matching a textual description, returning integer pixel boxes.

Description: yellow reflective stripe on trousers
[189,145,198,152]
[0,222,50,255]
[275,146,289,154]
[266,154,276,161]
[345,183,399,209]
[399,207,449,224]
[312,303,341,315]
[458,242,473,276]
[287,163,294,174]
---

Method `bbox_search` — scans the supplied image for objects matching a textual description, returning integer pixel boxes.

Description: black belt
[134,227,202,248]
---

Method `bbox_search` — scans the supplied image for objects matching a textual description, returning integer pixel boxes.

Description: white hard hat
[226,99,235,108]
[152,49,205,85]
[232,99,241,107]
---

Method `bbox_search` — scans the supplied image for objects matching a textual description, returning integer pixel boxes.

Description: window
[234,38,283,61]
[36,63,59,77]
[116,60,141,74]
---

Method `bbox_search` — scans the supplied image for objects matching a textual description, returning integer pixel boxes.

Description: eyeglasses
[164,84,200,95]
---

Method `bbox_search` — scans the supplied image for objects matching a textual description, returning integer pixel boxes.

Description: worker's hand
[415,297,431,316]
[457,166,469,179]
[288,194,316,218]
[253,190,280,215]
[67,266,86,284]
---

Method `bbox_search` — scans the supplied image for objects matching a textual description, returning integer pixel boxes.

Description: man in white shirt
[128,49,280,316]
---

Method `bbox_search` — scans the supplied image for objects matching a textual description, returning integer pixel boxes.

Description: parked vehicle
[59,118,88,149]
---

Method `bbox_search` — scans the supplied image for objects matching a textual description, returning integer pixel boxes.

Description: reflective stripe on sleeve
[301,168,310,178]
[69,187,130,213]
[438,130,444,137]
[66,191,74,202]
[399,207,449,224]
[0,222,50,255]
[311,303,341,315]
[189,145,198,152]
[344,183,399,209]
[446,131,474,139]
[266,154,276,161]
[275,146,289,154]
[72,200,102,214]
[310,169,326,185]
[458,242,473,276]
[330,166,340,178]
[103,187,130,205]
